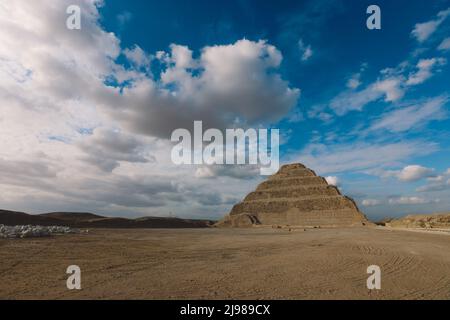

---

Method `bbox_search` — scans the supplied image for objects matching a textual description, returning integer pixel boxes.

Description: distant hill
[0,209,62,226]
[39,212,105,221]
[0,209,215,228]
[388,212,450,229]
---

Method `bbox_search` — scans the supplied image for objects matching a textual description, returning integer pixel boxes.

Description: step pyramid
[216,163,370,227]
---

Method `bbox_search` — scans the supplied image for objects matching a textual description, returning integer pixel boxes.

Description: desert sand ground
[1,227,449,300]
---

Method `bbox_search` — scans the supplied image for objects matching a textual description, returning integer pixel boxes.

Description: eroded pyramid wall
[216,163,369,227]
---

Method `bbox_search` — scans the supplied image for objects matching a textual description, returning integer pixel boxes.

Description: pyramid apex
[278,163,306,172]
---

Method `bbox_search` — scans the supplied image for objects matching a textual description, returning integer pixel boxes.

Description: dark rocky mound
[0,209,214,228]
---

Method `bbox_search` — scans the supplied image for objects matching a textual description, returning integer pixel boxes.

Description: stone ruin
[216,163,370,228]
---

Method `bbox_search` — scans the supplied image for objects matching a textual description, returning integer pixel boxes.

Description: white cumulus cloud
[325,176,340,186]
[378,165,435,182]
[396,165,435,182]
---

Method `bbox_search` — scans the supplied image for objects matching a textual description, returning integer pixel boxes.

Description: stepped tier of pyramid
[216,163,370,227]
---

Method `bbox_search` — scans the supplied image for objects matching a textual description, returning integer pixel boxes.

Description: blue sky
[101,0,450,218]
[1,0,450,220]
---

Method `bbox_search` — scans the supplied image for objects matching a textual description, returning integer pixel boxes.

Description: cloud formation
[361,199,381,207]
[388,196,437,205]
[391,165,435,182]
[325,176,340,187]
[417,168,450,192]
[0,0,294,217]
[295,141,436,175]
[411,8,450,42]
[329,57,446,116]
[298,39,313,61]
[99,40,301,140]
[406,58,446,85]
[77,128,155,172]
[438,37,450,51]
[369,95,448,133]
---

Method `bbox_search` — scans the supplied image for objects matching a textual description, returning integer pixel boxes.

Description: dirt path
[1,227,449,299]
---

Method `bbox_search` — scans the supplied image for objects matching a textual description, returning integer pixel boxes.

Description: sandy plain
[1,227,449,299]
